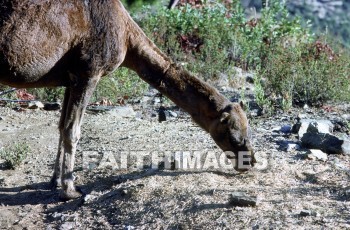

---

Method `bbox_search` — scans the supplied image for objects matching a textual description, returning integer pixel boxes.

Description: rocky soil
[0,93,349,229]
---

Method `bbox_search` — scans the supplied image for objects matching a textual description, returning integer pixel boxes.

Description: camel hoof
[59,187,84,201]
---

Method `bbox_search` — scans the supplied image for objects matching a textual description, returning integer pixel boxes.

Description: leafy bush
[136,0,349,109]
[259,40,350,107]
[93,67,148,103]
[1,0,349,109]
[0,143,30,169]
[137,1,247,80]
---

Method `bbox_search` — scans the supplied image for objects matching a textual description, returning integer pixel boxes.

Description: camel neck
[122,20,229,132]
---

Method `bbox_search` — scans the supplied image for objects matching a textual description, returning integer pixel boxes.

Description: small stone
[52,212,63,219]
[28,101,44,109]
[280,125,292,134]
[341,114,350,121]
[121,189,128,196]
[300,210,319,217]
[44,102,61,111]
[168,111,178,118]
[245,75,254,84]
[272,126,281,132]
[249,109,262,117]
[153,97,161,104]
[287,143,301,152]
[341,139,350,155]
[83,194,96,204]
[303,104,309,109]
[345,188,350,199]
[229,192,257,207]
[107,106,136,118]
[59,222,75,230]
[307,149,328,161]
[0,116,3,121]
[158,107,166,122]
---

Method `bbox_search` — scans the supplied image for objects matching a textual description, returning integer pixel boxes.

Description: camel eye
[220,112,230,124]
[231,121,239,130]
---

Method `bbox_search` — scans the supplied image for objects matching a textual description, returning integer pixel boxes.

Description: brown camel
[0,0,255,200]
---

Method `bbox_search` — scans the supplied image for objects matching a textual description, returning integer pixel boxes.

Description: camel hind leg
[58,73,100,200]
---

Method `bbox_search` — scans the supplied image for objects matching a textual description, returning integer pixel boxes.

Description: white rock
[287,143,301,152]
[341,114,350,121]
[28,101,44,109]
[307,149,328,161]
[168,111,178,118]
[297,119,334,139]
[341,139,350,155]
[107,106,136,118]
[59,222,75,230]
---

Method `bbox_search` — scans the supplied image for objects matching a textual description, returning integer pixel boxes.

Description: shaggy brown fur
[0,0,255,200]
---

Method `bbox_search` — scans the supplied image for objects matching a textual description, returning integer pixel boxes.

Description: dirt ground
[0,103,349,229]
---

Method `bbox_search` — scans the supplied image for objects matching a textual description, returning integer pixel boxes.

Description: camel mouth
[224,150,255,171]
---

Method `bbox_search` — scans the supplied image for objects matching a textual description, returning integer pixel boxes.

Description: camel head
[209,102,256,172]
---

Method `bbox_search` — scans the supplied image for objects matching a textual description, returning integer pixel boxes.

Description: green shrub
[0,143,30,169]
[27,87,65,102]
[1,0,349,108]
[258,40,350,107]
[93,67,148,103]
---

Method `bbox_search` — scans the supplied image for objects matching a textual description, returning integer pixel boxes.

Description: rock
[158,107,178,122]
[121,189,128,196]
[301,132,343,154]
[83,194,97,204]
[158,107,166,122]
[298,113,307,119]
[287,143,301,152]
[341,139,350,155]
[107,106,136,118]
[249,108,262,117]
[272,126,281,132]
[0,116,3,121]
[294,119,334,138]
[28,101,44,109]
[229,192,257,207]
[300,210,319,217]
[341,114,350,122]
[153,97,161,104]
[345,187,350,199]
[59,222,75,230]
[295,119,348,154]
[245,74,254,84]
[307,149,328,161]
[332,119,349,133]
[44,102,61,111]
[52,212,63,219]
[168,111,178,118]
[280,125,292,134]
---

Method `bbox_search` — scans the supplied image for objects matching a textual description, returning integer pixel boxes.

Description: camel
[0,0,255,200]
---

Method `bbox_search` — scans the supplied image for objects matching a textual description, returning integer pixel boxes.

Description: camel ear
[220,112,231,124]
[239,101,245,110]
